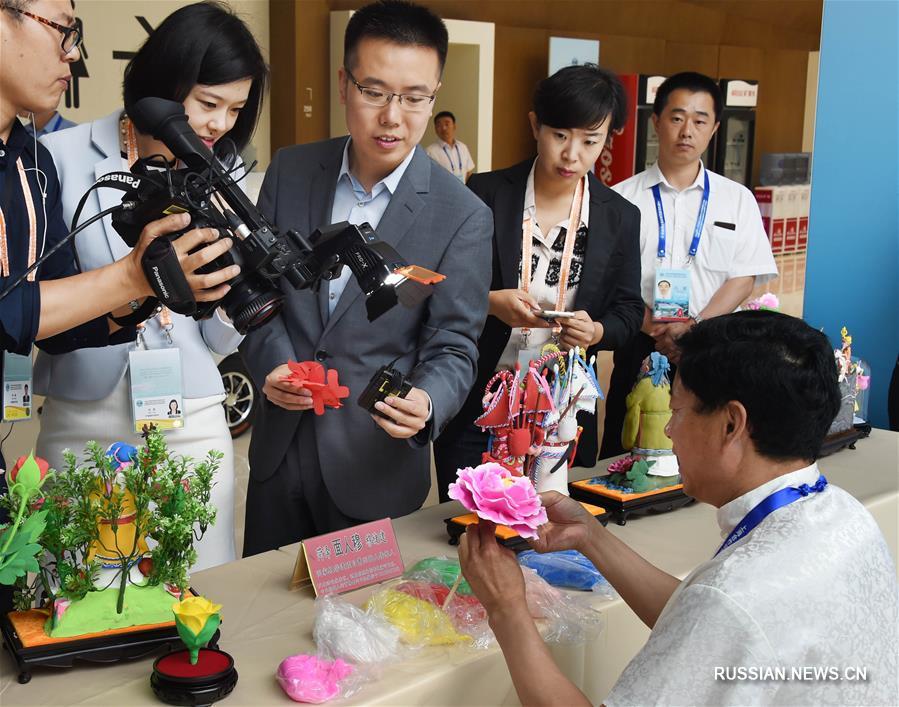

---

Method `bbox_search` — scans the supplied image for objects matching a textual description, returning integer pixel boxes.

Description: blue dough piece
[517,549,608,591]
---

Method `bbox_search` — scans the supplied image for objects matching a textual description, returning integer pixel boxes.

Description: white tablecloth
[2,429,896,705]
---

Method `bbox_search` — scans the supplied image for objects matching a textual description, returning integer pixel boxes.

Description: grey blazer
[240,137,492,519]
[34,110,243,401]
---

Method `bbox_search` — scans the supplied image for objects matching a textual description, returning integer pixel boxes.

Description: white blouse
[497,160,590,370]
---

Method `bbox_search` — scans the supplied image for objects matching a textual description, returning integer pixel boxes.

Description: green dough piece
[405,557,472,595]
[47,584,177,638]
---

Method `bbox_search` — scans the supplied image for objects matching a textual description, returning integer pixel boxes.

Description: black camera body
[112,97,438,334]
[111,163,288,332]
[357,365,413,417]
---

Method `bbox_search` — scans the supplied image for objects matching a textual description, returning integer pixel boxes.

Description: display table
[2,429,896,705]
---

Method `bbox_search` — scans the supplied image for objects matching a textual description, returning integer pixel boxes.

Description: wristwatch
[690,313,703,326]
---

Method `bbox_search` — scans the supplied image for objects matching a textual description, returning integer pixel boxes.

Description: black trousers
[601,332,664,459]
[242,415,364,558]
[433,421,490,504]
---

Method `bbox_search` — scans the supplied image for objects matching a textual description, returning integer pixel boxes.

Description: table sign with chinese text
[290,518,404,595]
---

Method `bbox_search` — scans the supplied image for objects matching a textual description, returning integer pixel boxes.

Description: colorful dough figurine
[475,347,602,495]
[602,353,680,493]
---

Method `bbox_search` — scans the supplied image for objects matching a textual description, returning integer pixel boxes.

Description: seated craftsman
[459,310,898,706]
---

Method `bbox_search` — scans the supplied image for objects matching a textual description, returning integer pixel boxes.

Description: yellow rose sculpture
[172,596,222,664]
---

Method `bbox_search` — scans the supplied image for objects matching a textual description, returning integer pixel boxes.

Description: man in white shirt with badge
[425,110,475,182]
[459,311,899,706]
[601,72,777,459]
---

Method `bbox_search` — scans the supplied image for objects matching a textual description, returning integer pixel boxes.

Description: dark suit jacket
[240,138,492,518]
[443,158,643,465]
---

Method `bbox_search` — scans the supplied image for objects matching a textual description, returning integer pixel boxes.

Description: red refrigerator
[597,74,665,187]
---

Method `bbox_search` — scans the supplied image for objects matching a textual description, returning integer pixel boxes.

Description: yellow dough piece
[366,589,471,646]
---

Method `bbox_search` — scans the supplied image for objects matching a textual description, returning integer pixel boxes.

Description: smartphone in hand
[535,310,576,322]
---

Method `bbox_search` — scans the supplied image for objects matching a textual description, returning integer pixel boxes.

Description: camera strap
[140,236,197,316]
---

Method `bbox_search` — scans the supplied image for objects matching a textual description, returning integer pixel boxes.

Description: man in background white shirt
[426,110,474,182]
[601,72,777,459]
[459,311,898,707]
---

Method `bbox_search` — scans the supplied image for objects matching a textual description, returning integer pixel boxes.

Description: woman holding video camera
[34,1,268,570]
[434,64,644,498]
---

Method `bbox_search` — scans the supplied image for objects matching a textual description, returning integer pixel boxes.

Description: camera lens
[225,281,284,334]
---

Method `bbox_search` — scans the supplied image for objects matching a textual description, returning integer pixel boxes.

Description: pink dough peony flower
[277,654,354,703]
[746,292,780,311]
[448,463,548,539]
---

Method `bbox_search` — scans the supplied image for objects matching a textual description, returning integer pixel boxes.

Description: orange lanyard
[0,158,39,280]
[520,175,585,312]
[120,114,139,168]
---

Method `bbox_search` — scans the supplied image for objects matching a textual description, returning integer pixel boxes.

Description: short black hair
[434,111,455,124]
[123,1,268,155]
[653,71,723,123]
[677,311,841,462]
[344,0,448,73]
[533,64,628,134]
[658,280,671,287]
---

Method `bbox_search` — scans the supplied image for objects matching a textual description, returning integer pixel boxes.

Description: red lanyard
[0,158,38,281]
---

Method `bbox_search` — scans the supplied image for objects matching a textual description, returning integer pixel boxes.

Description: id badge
[652,268,692,322]
[128,347,184,433]
[2,350,33,421]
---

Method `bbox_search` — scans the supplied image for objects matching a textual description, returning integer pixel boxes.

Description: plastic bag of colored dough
[518,549,615,597]
[313,594,401,665]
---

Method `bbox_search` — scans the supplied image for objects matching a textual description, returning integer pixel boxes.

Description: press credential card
[129,347,184,433]
[2,350,33,421]
[652,268,692,322]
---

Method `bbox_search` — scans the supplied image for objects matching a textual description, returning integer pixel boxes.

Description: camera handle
[140,237,198,316]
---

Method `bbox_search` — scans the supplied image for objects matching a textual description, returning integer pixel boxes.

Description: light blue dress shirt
[326,140,432,419]
[327,140,416,315]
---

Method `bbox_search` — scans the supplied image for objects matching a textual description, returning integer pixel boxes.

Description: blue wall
[804,0,899,428]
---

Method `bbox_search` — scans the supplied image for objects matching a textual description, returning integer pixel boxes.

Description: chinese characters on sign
[301,518,404,596]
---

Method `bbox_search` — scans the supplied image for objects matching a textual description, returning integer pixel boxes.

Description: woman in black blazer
[435,65,644,500]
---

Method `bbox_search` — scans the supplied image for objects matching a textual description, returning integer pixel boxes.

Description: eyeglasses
[345,69,435,112]
[8,8,82,54]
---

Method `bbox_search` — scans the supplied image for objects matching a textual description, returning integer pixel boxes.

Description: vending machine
[597,74,665,187]
[712,79,758,186]
[633,75,666,175]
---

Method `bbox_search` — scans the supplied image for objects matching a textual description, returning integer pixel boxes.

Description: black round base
[151,648,238,706]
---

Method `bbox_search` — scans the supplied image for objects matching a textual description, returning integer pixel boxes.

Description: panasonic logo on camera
[98,173,141,189]
[151,266,170,299]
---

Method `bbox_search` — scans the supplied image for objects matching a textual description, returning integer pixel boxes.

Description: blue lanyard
[715,474,828,557]
[442,143,462,173]
[652,170,710,261]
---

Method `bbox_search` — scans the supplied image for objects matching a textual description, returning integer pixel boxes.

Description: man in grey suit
[240,0,492,556]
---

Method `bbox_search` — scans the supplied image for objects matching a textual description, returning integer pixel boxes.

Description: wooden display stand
[445,502,610,551]
[569,479,693,526]
[1,591,217,684]
[819,422,871,458]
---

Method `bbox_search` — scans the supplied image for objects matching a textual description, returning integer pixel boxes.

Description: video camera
[101,97,443,334]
